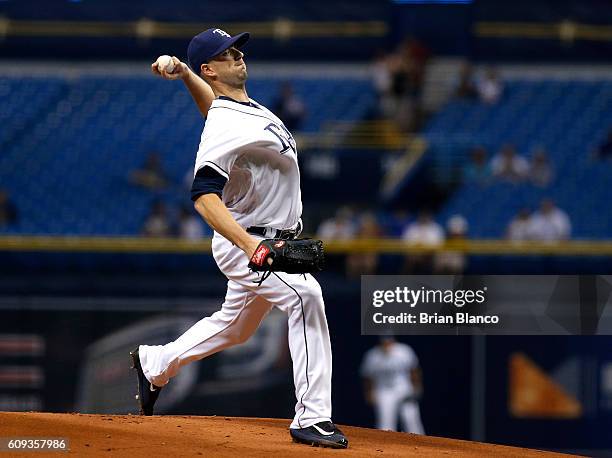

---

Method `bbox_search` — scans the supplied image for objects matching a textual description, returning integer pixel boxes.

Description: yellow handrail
[1,236,611,256]
[1,19,387,39]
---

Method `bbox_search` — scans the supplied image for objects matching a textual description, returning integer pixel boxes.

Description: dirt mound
[0,412,572,457]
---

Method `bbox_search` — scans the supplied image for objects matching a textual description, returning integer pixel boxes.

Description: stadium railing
[0,236,611,256]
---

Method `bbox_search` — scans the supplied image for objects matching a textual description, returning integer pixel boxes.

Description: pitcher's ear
[201,63,215,78]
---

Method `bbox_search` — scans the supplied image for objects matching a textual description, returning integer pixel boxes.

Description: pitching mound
[0,412,571,457]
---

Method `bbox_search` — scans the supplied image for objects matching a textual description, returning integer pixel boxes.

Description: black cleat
[130,347,162,416]
[290,421,348,449]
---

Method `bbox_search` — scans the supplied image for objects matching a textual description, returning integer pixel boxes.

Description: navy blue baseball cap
[187,28,250,74]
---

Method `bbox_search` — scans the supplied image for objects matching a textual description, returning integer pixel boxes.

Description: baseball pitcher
[129,28,348,449]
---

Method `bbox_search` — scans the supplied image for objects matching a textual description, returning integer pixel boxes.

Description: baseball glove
[248,238,324,275]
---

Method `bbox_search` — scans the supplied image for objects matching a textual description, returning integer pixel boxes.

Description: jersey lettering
[194,97,303,229]
[264,122,296,155]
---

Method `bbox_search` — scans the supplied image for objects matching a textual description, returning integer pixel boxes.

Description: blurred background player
[360,337,425,434]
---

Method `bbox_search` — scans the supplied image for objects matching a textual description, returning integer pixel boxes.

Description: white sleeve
[193,114,257,180]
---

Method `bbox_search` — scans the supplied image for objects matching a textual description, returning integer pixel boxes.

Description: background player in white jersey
[129,28,348,449]
[360,337,425,434]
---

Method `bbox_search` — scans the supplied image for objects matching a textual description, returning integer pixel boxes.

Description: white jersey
[193,97,302,230]
[360,343,419,394]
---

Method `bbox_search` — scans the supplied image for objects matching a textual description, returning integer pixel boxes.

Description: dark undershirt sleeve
[191,165,228,201]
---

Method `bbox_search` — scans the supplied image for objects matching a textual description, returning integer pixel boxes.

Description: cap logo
[213,29,231,38]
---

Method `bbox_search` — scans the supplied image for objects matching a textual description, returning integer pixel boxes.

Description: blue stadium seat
[0,75,375,235]
[425,80,612,239]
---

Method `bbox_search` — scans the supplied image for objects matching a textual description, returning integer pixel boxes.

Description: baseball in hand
[156,55,175,73]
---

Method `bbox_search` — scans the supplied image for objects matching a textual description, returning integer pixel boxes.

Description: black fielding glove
[248,239,324,274]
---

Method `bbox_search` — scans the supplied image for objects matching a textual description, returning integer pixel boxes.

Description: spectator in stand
[385,37,430,132]
[347,212,382,277]
[490,144,529,183]
[528,199,571,242]
[371,50,394,118]
[129,152,168,191]
[454,63,478,99]
[142,200,171,237]
[386,51,412,130]
[177,206,206,240]
[317,207,357,274]
[272,82,306,132]
[529,147,554,187]
[434,215,468,274]
[317,207,357,240]
[399,37,429,98]
[462,146,491,184]
[0,189,18,227]
[506,209,532,242]
[477,68,503,105]
[402,211,444,273]
[593,127,612,160]
[402,211,444,246]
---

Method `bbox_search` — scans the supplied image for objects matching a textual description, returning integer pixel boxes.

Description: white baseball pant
[138,232,332,429]
[374,388,424,434]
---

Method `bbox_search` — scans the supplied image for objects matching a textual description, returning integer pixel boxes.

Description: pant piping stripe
[273,272,309,429]
[156,290,254,381]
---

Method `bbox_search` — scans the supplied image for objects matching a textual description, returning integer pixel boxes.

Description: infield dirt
[0,412,575,457]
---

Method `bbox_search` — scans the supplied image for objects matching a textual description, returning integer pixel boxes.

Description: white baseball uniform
[360,342,425,434]
[138,96,333,430]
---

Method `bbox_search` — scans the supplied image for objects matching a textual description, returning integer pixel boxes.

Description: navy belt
[247,221,301,240]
